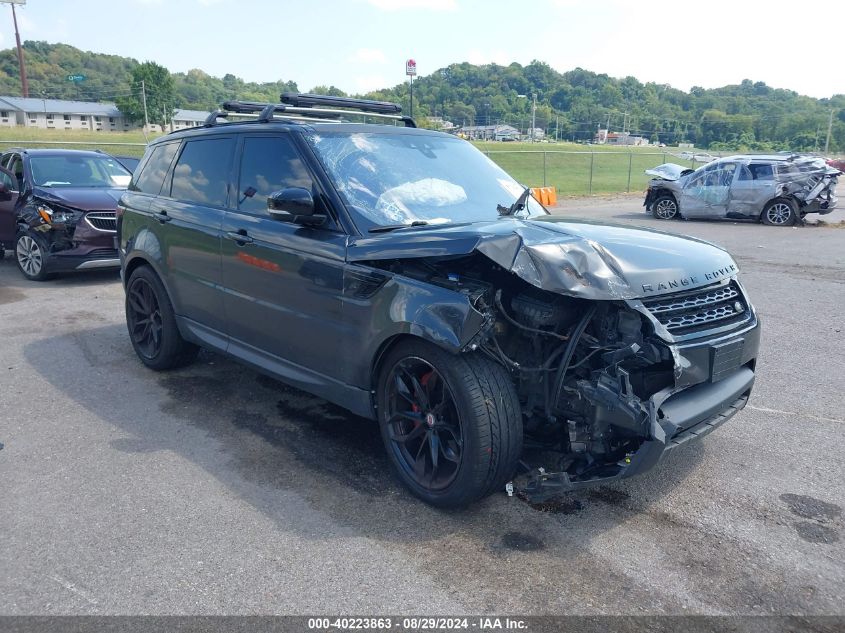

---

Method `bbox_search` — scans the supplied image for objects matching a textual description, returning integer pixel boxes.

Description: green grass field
[0,128,705,195]
[472,141,702,196]
[0,127,159,158]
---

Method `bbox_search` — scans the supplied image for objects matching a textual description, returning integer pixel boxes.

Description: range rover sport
[118,93,761,508]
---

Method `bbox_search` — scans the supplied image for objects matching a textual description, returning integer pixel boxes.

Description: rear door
[729,163,776,217]
[157,136,234,337]
[0,167,19,246]
[220,132,347,381]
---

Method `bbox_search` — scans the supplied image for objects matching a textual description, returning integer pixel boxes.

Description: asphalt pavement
[0,193,843,615]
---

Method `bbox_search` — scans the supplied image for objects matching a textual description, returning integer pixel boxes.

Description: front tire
[761,198,797,226]
[377,340,523,508]
[651,195,679,220]
[15,231,54,281]
[125,265,198,370]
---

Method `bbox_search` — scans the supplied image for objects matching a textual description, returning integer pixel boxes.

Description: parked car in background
[119,93,761,508]
[0,148,129,280]
[645,154,839,226]
[826,157,845,172]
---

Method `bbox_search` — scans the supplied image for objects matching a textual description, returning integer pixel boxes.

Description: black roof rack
[200,93,416,129]
[280,92,402,114]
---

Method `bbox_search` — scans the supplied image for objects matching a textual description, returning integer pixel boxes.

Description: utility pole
[531,93,537,143]
[824,109,834,154]
[4,1,29,97]
[141,79,149,130]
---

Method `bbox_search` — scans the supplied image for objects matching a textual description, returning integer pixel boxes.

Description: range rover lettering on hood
[641,264,738,293]
[349,216,739,300]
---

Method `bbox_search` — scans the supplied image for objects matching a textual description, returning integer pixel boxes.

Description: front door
[0,167,20,247]
[680,162,737,218]
[220,133,347,383]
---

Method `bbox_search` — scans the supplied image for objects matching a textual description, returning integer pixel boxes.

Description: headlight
[35,204,73,224]
[36,204,53,224]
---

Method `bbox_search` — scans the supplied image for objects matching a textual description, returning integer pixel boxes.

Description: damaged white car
[644,154,840,226]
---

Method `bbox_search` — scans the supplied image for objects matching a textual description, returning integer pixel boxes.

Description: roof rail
[200,95,416,129]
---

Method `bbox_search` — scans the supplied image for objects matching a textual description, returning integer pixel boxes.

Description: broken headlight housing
[35,203,75,225]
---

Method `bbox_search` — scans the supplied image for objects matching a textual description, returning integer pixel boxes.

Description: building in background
[459,124,520,141]
[0,96,211,133]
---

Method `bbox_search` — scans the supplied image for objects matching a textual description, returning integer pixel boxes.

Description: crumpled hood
[645,163,694,181]
[349,216,739,300]
[31,186,124,211]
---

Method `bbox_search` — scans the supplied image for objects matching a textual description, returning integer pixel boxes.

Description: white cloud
[354,74,389,93]
[197,0,224,5]
[366,0,457,11]
[466,49,512,66]
[352,48,386,64]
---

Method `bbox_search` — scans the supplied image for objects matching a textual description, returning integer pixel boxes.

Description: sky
[2,0,843,99]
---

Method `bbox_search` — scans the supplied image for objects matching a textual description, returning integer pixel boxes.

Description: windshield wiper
[497,185,532,217]
[369,220,429,233]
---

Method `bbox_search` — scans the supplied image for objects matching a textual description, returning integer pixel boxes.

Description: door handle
[225,229,254,245]
[152,207,171,224]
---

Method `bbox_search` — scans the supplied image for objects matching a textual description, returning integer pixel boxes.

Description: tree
[116,61,176,129]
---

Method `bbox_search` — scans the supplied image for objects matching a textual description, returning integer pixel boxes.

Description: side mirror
[267,187,326,226]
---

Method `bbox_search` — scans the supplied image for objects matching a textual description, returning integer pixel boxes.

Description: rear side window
[237,136,313,215]
[170,138,234,207]
[749,164,774,181]
[132,142,179,194]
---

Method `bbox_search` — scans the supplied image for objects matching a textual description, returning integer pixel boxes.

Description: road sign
[66,74,86,82]
[405,59,416,76]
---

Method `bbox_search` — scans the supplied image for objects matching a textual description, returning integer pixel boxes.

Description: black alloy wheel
[377,340,523,508]
[126,275,163,360]
[384,357,463,491]
[124,266,198,370]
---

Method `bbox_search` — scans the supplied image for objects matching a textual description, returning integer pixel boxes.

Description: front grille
[642,281,751,335]
[85,211,117,232]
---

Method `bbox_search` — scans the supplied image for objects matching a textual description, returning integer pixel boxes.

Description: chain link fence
[483,150,722,196]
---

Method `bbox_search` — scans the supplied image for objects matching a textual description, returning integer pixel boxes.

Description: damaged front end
[19,198,119,271]
[354,219,760,502]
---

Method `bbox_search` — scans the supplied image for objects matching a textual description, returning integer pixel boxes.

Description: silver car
[644,154,840,226]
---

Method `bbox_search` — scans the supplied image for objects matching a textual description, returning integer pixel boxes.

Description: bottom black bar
[1,616,843,633]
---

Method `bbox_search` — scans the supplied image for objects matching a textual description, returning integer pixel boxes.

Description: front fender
[342,272,488,388]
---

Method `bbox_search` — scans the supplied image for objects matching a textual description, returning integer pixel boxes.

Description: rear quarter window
[131,142,179,195]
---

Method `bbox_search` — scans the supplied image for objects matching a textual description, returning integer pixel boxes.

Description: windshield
[307,131,546,229]
[29,155,132,188]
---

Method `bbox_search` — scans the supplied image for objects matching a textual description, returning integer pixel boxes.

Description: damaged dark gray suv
[119,94,761,508]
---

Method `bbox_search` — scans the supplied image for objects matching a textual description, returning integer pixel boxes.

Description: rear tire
[651,195,679,220]
[125,265,198,370]
[377,339,523,508]
[761,198,797,226]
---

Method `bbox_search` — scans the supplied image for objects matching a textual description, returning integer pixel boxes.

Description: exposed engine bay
[364,250,759,501]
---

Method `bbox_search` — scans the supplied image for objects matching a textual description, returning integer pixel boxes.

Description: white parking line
[748,405,844,425]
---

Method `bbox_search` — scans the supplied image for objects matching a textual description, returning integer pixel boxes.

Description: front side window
[237,136,313,215]
[169,138,234,207]
[308,131,545,229]
[131,142,179,194]
[29,154,132,188]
